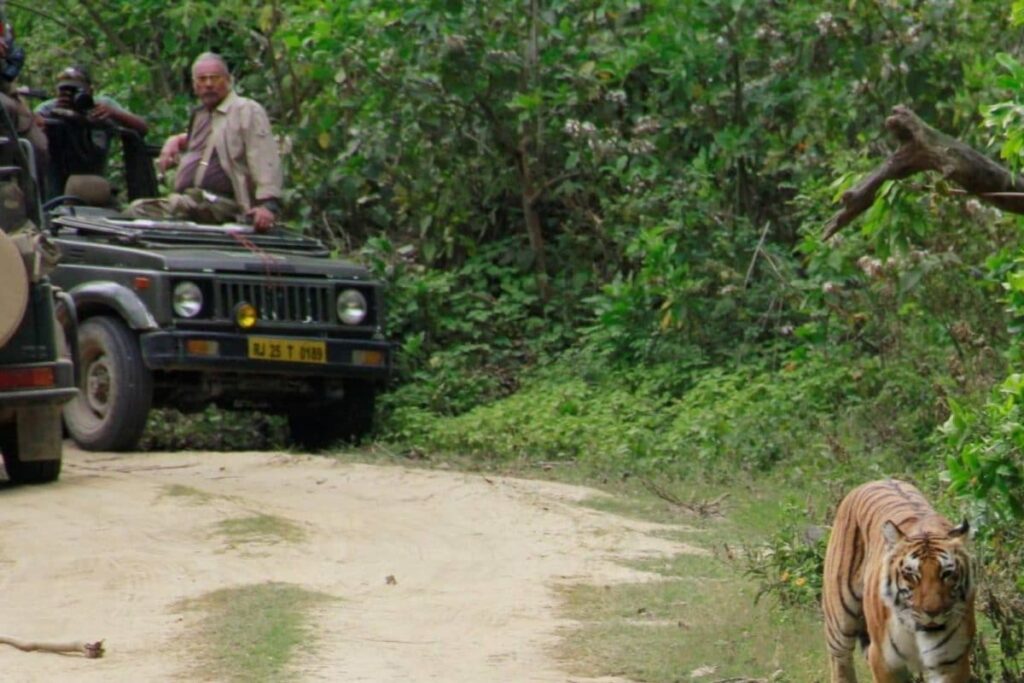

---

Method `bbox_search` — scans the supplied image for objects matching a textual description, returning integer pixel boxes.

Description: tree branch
[824,104,1024,239]
[0,635,104,658]
[70,0,133,56]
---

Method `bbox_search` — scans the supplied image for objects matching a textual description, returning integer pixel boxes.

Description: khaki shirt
[205,91,282,212]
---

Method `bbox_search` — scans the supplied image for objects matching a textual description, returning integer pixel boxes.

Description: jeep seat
[64,174,112,207]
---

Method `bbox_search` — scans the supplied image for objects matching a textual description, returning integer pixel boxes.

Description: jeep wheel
[288,380,376,451]
[0,424,61,484]
[64,316,153,451]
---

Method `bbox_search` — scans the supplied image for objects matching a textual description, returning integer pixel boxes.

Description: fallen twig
[640,478,728,517]
[0,636,104,658]
[74,463,198,474]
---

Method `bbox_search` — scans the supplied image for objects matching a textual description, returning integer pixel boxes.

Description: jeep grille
[215,280,333,324]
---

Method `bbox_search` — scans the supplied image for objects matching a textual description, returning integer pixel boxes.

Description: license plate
[248,337,326,364]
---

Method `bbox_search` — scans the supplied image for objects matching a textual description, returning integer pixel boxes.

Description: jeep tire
[288,380,376,451]
[64,316,153,451]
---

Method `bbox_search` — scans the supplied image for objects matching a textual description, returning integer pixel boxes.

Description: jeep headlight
[336,289,368,325]
[173,281,204,318]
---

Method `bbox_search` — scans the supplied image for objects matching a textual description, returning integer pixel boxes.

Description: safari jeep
[0,125,77,483]
[46,211,392,452]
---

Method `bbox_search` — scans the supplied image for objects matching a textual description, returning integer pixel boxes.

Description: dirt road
[0,446,691,682]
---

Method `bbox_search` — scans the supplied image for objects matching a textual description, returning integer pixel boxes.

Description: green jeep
[47,214,392,452]
[0,119,77,483]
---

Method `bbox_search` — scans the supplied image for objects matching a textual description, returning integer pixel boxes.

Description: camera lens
[71,90,94,114]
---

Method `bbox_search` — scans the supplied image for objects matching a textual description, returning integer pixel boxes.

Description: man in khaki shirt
[128,52,282,232]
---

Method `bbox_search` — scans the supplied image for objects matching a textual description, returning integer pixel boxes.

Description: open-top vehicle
[0,100,78,483]
[46,210,393,451]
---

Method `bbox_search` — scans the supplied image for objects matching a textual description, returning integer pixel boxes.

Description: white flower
[627,139,655,155]
[857,256,884,278]
[606,89,627,105]
[815,12,837,36]
[632,116,660,136]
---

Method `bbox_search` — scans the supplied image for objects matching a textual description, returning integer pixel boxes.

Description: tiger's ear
[882,520,904,547]
[948,518,971,539]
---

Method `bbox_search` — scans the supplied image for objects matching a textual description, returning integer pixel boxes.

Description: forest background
[11,0,1024,676]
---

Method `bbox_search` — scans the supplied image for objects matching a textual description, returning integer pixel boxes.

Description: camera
[59,85,94,115]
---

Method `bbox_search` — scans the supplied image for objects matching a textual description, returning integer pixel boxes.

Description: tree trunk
[825,104,1024,239]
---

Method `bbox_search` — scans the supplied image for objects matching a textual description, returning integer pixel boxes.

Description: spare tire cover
[0,228,28,347]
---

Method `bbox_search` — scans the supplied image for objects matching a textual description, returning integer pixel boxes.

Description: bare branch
[0,636,104,658]
[825,105,1024,239]
[640,478,728,518]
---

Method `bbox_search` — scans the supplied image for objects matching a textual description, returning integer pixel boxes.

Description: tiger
[821,479,975,682]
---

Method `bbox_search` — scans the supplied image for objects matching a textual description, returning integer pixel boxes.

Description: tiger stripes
[821,479,975,682]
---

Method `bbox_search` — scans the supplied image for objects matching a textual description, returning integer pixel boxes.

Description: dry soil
[0,445,694,682]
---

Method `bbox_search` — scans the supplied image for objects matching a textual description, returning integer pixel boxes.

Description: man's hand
[87,103,115,123]
[246,205,275,233]
[157,133,187,172]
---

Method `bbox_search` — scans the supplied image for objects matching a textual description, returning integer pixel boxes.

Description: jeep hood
[51,213,374,281]
[157,248,371,279]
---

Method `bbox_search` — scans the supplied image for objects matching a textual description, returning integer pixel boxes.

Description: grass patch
[558,476,875,681]
[176,582,333,682]
[161,484,221,505]
[559,571,830,681]
[215,514,307,546]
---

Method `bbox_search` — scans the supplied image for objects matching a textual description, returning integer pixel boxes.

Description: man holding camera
[127,52,282,232]
[35,65,148,203]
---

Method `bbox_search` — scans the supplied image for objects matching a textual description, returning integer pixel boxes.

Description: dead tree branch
[824,104,1024,239]
[640,478,728,518]
[0,636,104,658]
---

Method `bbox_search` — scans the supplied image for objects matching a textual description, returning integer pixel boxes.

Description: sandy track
[0,446,694,682]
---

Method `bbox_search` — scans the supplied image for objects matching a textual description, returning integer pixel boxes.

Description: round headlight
[173,281,204,318]
[336,289,368,325]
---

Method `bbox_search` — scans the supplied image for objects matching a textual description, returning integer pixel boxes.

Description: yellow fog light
[234,303,258,329]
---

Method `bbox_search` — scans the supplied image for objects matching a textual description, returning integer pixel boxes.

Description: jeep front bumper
[139,330,393,380]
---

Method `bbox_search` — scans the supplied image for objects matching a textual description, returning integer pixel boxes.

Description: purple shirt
[174,109,234,198]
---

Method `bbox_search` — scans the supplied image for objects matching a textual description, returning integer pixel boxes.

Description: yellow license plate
[248,337,326,364]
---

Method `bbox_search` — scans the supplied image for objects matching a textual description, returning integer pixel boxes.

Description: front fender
[69,281,158,330]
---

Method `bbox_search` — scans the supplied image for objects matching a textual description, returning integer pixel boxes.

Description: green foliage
[935,253,1024,676]
[744,507,826,610]
[141,407,288,452]
[386,340,956,483]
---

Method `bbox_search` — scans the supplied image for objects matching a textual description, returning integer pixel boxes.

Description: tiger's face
[882,520,973,631]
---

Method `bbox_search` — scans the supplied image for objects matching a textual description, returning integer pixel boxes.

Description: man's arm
[241,100,283,232]
[157,132,187,172]
[89,98,148,135]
